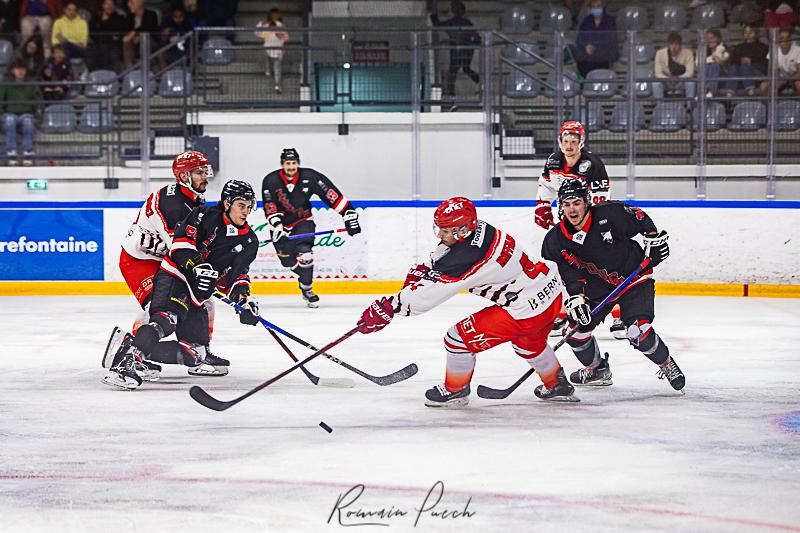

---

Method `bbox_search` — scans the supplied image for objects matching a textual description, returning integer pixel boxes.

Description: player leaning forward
[357,197,578,407]
[541,179,685,391]
[102,180,261,390]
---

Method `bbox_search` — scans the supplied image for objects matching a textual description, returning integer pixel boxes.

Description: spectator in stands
[87,0,126,71]
[0,0,21,34]
[726,24,769,97]
[52,2,88,59]
[733,0,765,27]
[574,0,618,78]
[764,0,796,31]
[760,28,800,95]
[41,44,72,100]
[430,0,481,99]
[256,7,288,94]
[159,6,193,70]
[122,0,158,68]
[703,28,731,97]
[177,0,204,27]
[20,0,62,57]
[15,35,45,78]
[1,61,41,166]
[653,32,696,99]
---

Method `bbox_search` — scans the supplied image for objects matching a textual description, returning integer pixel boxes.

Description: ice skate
[102,344,144,390]
[301,287,320,308]
[102,327,129,369]
[188,347,230,377]
[569,352,613,386]
[534,369,580,402]
[610,318,626,340]
[656,356,685,391]
[424,383,470,408]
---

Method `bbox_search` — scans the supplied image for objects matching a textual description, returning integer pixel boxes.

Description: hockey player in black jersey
[541,179,685,391]
[102,180,261,390]
[261,148,361,308]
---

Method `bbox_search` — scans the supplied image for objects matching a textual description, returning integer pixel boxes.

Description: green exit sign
[26,179,47,190]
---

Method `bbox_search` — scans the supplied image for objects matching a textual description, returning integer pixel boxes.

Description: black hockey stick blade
[190,385,236,411]
[313,348,418,385]
[477,368,535,399]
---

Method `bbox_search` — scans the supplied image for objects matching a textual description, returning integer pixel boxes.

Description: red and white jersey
[537,149,611,206]
[121,183,203,261]
[395,221,563,321]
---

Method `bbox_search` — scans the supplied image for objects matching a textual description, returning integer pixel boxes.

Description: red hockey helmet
[433,197,478,241]
[558,121,586,150]
[172,151,212,195]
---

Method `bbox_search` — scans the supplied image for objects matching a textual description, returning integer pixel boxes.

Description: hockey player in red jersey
[356,197,578,407]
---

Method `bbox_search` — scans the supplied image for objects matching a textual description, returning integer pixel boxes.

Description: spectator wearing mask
[726,24,769,97]
[20,0,63,57]
[653,31,696,99]
[41,44,73,100]
[574,0,618,78]
[51,1,88,59]
[15,35,45,78]
[0,61,42,166]
[760,28,800,95]
[256,7,289,93]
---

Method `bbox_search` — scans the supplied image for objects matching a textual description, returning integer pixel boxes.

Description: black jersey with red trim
[538,149,611,206]
[541,202,657,301]
[160,204,259,305]
[261,167,353,228]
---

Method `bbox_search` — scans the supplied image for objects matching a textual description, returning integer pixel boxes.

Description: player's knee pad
[177,340,207,367]
[296,250,313,268]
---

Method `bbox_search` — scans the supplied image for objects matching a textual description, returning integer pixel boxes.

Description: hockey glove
[534,202,555,229]
[357,296,395,334]
[190,263,219,300]
[267,214,288,242]
[343,209,361,236]
[229,284,259,326]
[643,230,670,268]
[565,294,592,327]
[403,264,431,289]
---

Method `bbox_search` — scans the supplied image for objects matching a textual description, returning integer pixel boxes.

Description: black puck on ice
[319,421,333,433]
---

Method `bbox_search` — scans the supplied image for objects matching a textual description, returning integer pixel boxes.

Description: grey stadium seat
[500,6,535,34]
[122,69,156,97]
[775,100,800,131]
[159,67,192,98]
[0,39,14,66]
[649,101,687,132]
[78,103,113,133]
[505,69,541,98]
[691,3,725,29]
[85,70,119,98]
[692,101,726,131]
[609,101,645,132]
[201,37,234,65]
[583,69,618,98]
[618,6,649,31]
[539,6,572,32]
[40,104,77,133]
[544,70,579,98]
[619,39,655,64]
[654,5,686,31]
[632,68,654,98]
[580,101,606,132]
[729,101,766,131]
[504,42,540,65]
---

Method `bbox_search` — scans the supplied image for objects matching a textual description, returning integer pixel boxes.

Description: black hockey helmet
[220,179,256,208]
[557,178,591,218]
[280,148,300,164]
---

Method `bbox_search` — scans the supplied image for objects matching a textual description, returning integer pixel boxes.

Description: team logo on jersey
[185,225,197,239]
[578,160,591,173]
[226,225,237,236]
[601,231,613,244]
[167,183,177,195]
[326,189,339,203]
[232,244,243,253]
[572,231,586,244]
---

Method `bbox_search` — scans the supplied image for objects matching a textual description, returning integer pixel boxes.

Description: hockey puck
[319,421,333,433]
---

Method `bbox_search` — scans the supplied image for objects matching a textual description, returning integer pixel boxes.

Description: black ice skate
[424,383,470,408]
[549,317,567,337]
[101,343,144,390]
[610,318,627,340]
[534,369,580,402]
[569,352,613,386]
[188,347,230,377]
[656,356,685,391]
[102,327,160,381]
[301,287,320,308]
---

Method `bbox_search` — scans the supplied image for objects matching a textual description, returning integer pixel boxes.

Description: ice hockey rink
[1,293,798,533]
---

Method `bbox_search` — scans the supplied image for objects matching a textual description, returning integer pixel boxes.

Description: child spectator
[256,7,288,93]
[41,44,73,100]
[51,1,88,59]
[0,61,42,166]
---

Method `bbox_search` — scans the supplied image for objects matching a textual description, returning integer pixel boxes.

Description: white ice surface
[1,294,799,533]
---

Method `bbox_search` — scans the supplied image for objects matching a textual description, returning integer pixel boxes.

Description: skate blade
[424,397,469,409]
[137,370,161,382]
[572,379,613,387]
[188,364,229,377]
[101,373,140,390]
[102,326,124,369]
[305,301,319,309]
[541,394,581,403]
[611,332,627,340]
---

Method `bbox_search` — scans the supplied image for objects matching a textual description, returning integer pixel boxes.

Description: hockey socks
[443,325,475,392]
[517,344,561,389]
[627,320,670,366]
[566,330,601,367]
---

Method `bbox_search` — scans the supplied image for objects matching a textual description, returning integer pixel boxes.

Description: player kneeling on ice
[102,180,261,390]
[541,179,685,391]
[356,197,578,407]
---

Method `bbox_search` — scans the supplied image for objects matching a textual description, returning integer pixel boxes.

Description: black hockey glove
[343,209,361,236]
[190,263,219,300]
[643,230,670,268]
[565,294,592,327]
[229,284,259,326]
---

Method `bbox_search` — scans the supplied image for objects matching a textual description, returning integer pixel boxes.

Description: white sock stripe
[524,344,559,375]
[446,351,476,374]
[642,334,661,356]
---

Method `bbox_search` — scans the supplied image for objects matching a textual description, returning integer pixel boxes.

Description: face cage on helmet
[432,222,473,241]
[178,164,212,196]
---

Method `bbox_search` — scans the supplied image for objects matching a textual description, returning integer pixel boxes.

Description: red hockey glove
[357,296,395,334]
[534,202,554,229]
[402,264,430,288]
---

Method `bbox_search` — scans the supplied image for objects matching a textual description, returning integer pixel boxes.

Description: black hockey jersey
[538,149,611,206]
[261,168,353,227]
[161,204,259,306]
[541,202,657,301]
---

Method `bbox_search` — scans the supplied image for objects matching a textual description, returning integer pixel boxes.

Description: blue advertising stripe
[0,200,799,209]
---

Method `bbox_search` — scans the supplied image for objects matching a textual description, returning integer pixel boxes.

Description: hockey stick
[214,292,417,386]
[476,258,652,400]
[261,228,348,245]
[190,326,360,411]
[214,292,355,388]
